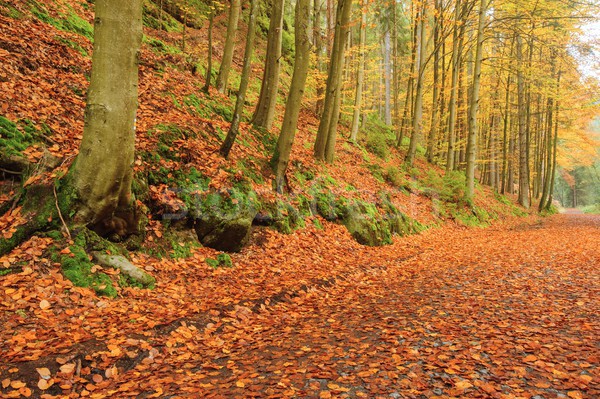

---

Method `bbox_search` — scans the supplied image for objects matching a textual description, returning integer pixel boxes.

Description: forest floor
[1,213,598,398]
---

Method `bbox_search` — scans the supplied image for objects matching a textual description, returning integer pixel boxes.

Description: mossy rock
[342,201,392,247]
[191,189,259,252]
[257,200,306,234]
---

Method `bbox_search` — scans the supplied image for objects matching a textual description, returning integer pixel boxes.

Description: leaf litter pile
[1,214,598,398]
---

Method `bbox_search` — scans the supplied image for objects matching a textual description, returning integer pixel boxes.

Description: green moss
[0,1,23,18]
[51,237,114,297]
[422,170,467,204]
[385,166,409,189]
[29,1,93,40]
[366,133,389,159]
[366,163,385,183]
[582,204,600,214]
[57,36,88,56]
[451,205,491,228]
[143,36,181,55]
[183,93,233,121]
[206,253,233,268]
[0,116,47,157]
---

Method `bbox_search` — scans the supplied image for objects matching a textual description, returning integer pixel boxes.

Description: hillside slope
[0,1,550,397]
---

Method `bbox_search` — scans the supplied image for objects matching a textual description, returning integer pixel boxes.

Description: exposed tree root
[92,251,156,288]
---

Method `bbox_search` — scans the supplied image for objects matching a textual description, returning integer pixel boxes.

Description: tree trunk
[544,71,561,210]
[426,0,440,163]
[314,0,325,115]
[465,0,487,201]
[202,1,214,93]
[383,30,392,125]
[445,0,463,172]
[252,0,285,130]
[216,0,241,93]
[74,0,143,227]
[516,33,530,208]
[313,0,353,162]
[350,0,366,142]
[271,0,311,193]
[220,0,258,158]
[405,1,427,166]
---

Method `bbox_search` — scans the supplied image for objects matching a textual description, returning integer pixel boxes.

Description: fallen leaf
[39,300,51,310]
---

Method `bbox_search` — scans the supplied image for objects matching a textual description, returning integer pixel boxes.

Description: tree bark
[216,0,241,93]
[544,71,561,210]
[445,0,463,172]
[74,0,143,227]
[405,1,427,166]
[350,0,366,142]
[465,0,487,201]
[516,33,530,208]
[202,1,214,93]
[314,0,325,115]
[426,0,441,164]
[271,0,311,193]
[252,0,285,130]
[220,0,258,158]
[313,0,353,163]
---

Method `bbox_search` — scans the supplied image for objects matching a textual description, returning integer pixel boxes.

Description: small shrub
[385,166,407,189]
[582,204,600,214]
[423,170,467,203]
[366,132,389,159]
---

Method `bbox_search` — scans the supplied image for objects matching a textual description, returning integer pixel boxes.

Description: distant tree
[350,0,366,142]
[313,0,353,163]
[252,0,285,131]
[220,0,258,158]
[465,0,487,201]
[202,0,215,93]
[216,0,241,93]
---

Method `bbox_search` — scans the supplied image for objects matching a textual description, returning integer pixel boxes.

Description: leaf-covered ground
[1,213,598,398]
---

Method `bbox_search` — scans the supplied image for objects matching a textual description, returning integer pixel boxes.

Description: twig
[53,184,71,241]
[0,167,23,175]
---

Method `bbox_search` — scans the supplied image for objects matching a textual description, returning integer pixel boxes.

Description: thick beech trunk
[74,0,143,227]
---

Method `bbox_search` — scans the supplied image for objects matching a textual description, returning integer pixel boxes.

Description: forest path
[89,214,600,398]
[1,214,598,398]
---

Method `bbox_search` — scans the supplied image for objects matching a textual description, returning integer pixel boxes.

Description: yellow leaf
[60,363,76,374]
[235,380,245,388]
[37,378,54,390]
[39,300,51,310]
[36,368,51,379]
[455,380,473,390]
[523,354,537,362]
[567,391,583,399]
